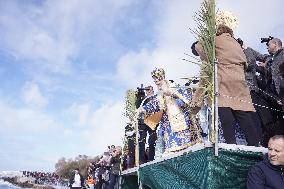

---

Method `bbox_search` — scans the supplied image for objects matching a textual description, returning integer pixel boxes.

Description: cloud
[21,82,48,108]
[115,1,201,88]
[0,99,55,131]
[85,101,126,154]
[0,0,134,74]
[67,103,91,126]
[0,98,80,171]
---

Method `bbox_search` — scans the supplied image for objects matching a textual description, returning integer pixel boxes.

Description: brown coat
[193,33,255,112]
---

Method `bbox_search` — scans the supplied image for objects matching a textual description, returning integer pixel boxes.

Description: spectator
[247,135,284,188]
[86,175,95,189]
[109,147,121,189]
[69,168,84,189]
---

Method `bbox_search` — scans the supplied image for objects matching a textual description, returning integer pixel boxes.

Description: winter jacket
[194,33,255,111]
[247,154,284,189]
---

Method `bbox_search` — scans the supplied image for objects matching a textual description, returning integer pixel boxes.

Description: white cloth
[72,173,81,187]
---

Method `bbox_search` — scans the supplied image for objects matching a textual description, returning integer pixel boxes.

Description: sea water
[0,179,24,189]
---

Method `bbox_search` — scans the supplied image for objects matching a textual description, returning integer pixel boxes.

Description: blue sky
[0,0,283,171]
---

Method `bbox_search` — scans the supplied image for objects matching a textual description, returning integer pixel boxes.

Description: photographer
[238,39,273,146]
[261,37,284,142]
[237,37,284,146]
[266,38,284,96]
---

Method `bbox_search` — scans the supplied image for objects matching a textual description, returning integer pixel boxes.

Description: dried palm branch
[123,89,137,122]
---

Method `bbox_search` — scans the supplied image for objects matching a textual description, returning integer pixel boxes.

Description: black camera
[236,38,243,47]
[185,78,199,86]
[191,41,199,56]
[261,36,274,44]
[136,84,148,96]
[136,84,149,108]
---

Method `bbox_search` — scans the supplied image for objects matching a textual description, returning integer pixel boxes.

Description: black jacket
[247,155,284,189]
[243,47,267,91]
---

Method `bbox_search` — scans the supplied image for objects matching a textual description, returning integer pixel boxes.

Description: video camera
[136,84,149,96]
[185,78,199,86]
[136,84,149,108]
[261,36,274,45]
[236,38,243,47]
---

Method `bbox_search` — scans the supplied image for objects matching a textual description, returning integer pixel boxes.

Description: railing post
[214,59,219,156]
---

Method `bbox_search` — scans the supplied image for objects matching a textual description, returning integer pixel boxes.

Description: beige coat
[193,33,255,112]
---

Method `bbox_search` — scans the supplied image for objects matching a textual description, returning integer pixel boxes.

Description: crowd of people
[22,171,68,186]
[69,145,122,189]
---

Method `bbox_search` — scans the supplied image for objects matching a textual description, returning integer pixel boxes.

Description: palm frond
[123,89,137,121]
[192,0,216,102]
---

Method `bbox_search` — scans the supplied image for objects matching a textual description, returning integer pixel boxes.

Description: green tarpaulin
[121,147,263,189]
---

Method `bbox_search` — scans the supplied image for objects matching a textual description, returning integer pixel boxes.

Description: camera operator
[237,38,273,146]
[266,38,284,96]
[238,37,284,146]
[136,85,157,164]
[262,38,284,140]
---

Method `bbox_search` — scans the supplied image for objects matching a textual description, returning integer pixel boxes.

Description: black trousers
[138,123,157,164]
[219,107,259,146]
[255,92,284,147]
[250,91,264,141]
[127,137,135,168]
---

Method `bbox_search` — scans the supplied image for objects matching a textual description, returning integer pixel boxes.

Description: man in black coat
[247,135,284,188]
[242,45,267,145]
[137,86,157,163]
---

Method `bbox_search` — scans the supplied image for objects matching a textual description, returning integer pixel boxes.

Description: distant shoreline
[2,177,56,189]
